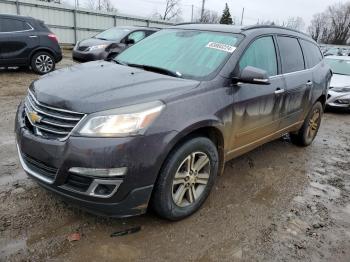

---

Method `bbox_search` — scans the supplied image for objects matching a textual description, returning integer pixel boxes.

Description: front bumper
[15,102,176,217]
[326,90,350,108]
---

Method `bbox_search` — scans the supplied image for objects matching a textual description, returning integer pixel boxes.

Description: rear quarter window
[277,36,305,74]
[300,40,323,68]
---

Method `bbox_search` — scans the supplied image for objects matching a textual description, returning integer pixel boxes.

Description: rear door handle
[306,81,313,86]
[275,88,285,95]
[29,35,38,38]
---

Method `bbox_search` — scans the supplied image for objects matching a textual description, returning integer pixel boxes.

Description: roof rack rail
[242,25,310,37]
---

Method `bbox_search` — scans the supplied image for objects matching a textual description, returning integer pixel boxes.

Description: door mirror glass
[238,66,270,85]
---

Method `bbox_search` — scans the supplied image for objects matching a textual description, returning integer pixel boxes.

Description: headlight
[87,44,108,51]
[331,86,350,93]
[76,101,165,137]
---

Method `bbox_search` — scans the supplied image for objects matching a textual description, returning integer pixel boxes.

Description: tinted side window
[300,40,323,68]
[277,36,305,74]
[0,18,31,32]
[127,31,146,43]
[239,36,278,76]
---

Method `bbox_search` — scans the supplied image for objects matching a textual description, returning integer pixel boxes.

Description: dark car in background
[0,14,62,74]
[72,26,158,62]
[16,24,331,220]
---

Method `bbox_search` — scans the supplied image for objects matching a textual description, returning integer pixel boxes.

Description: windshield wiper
[94,37,107,40]
[114,59,128,66]
[126,63,182,78]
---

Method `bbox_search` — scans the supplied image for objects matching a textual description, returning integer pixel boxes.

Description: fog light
[69,167,127,177]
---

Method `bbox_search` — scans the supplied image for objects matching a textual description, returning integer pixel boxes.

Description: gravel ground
[0,52,349,261]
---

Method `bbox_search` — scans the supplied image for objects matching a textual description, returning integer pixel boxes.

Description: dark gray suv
[15,24,332,220]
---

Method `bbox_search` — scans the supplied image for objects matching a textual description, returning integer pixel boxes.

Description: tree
[219,3,233,25]
[162,0,181,21]
[86,0,117,12]
[195,9,220,24]
[282,17,305,31]
[308,2,350,44]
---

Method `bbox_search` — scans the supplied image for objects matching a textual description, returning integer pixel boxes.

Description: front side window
[0,18,31,32]
[116,29,242,80]
[239,36,278,76]
[277,36,305,74]
[127,31,146,43]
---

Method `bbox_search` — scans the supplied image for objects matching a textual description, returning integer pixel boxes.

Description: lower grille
[65,174,93,192]
[22,153,58,180]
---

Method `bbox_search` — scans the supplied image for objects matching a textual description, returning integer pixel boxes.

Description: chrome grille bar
[23,90,85,140]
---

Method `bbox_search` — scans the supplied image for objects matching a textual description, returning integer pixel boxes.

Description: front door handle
[275,88,285,95]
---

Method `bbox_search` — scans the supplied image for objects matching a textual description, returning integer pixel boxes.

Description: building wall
[0,0,173,44]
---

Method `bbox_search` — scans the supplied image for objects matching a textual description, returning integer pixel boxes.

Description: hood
[77,38,116,48]
[330,74,350,89]
[31,61,200,113]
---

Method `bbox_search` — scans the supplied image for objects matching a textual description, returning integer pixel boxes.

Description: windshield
[115,29,242,80]
[325,58,350,75]
[94,27,131,41]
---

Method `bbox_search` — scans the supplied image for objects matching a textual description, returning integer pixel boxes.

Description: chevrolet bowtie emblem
[29,111,42,123]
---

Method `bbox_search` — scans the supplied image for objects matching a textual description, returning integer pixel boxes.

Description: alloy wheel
[172,152,211,207]
[307,108,321,140]
[35,55,54,73]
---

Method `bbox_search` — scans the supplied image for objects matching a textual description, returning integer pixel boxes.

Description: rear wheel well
[317,94,327,109]
[30,49,55,64]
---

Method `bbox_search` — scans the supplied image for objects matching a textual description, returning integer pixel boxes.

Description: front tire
[151,137,219,220]
[290,101,323,146]
[31,52,55,75]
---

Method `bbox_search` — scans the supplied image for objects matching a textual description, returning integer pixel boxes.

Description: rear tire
[290,101,323,147]
[151,137,219,221]
[31,51,55,75]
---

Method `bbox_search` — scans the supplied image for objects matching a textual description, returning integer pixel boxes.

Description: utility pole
[191,5,194,22]
[240,7,245,25]
[201,0,206,22]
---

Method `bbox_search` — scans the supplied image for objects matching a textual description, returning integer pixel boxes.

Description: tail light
[48,34,58,42]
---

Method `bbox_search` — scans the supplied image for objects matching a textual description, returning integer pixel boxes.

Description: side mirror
[236,66,270,85]
[126,39,135,45]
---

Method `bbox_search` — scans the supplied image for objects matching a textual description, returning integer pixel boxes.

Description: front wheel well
[165,127,225,176]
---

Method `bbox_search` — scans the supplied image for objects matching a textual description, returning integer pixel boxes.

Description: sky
[73,0,345,30]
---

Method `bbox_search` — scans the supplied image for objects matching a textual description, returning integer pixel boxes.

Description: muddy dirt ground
[0,51,350,261]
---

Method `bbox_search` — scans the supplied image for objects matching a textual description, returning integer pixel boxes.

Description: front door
[229,36,285,155]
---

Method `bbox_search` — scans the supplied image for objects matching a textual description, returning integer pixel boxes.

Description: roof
[112,25,159,31]
[0,14,36,21]
[172,23,313,41]
[325,55,350,61]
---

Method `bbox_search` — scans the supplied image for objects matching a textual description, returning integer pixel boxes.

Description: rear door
[277,36,313,128]
[230,35,285,151]
[0,17,38,65]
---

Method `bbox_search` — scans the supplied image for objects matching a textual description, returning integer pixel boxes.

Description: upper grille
[24,91,85,141]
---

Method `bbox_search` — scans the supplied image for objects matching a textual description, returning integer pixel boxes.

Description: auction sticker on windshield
[206,42,236,53]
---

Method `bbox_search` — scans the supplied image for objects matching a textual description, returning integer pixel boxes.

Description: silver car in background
[325,56,350,110]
